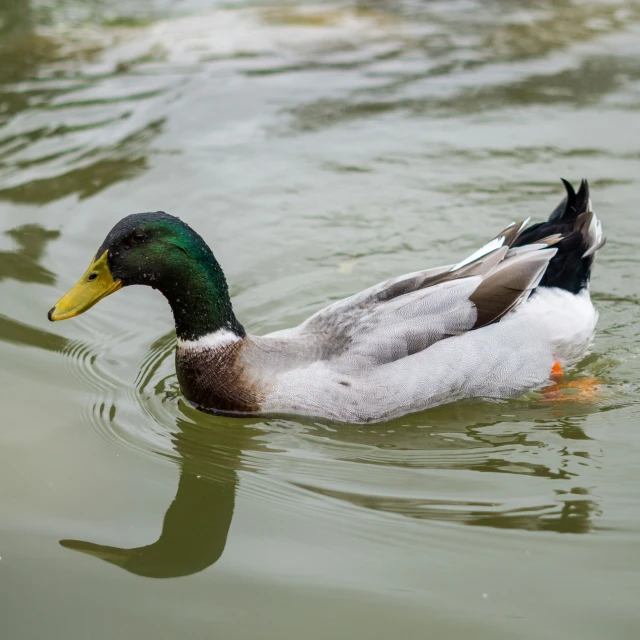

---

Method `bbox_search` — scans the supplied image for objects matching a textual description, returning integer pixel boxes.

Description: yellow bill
[48,250,122,321]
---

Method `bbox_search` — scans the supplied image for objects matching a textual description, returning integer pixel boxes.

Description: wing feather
[470,248,557,327]
[281,222,558,369]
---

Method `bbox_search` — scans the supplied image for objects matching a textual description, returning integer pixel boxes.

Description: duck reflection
[60,380,605,578]
[60,416,247,578]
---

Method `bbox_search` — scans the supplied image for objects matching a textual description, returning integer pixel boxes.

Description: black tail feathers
[548,178,591,224]
[514,179,605,294]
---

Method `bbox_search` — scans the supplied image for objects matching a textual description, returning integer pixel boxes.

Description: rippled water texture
[1,1,640,638]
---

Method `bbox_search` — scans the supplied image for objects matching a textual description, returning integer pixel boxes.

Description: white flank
[450,236,505,272]
[514,287,598,366]
[177,329,241,351]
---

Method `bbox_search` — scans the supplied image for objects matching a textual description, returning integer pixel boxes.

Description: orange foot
[542,376,600,403]
[550,361,564,378]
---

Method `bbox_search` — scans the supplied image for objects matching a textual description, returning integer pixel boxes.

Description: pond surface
[1,0,640,638]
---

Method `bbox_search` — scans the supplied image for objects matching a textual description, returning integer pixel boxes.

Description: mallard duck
[49,179,605,423]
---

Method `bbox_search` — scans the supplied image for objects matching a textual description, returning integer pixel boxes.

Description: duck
[48,179,605,423]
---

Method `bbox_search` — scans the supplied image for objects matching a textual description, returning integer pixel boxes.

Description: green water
[1,1,640,638]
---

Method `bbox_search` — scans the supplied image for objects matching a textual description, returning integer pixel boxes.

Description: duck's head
[48,212,243,340]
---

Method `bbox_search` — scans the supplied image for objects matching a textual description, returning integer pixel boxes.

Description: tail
[512,179,605,293]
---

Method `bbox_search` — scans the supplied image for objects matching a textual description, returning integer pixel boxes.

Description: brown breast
[175,340,263,414]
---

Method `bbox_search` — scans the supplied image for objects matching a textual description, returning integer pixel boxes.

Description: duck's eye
[87,273,98,281]
[133,232,146,243]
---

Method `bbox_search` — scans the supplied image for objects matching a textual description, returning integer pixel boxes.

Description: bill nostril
[88,273,98,281]
[47,307,56,321]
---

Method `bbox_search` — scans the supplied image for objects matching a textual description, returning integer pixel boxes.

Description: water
[1,0,640,637]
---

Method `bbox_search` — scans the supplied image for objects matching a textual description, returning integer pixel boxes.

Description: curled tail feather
[513,179,605,293]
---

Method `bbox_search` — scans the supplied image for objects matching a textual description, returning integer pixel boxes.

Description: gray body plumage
[177,202,603,423]
[253,287,594,422]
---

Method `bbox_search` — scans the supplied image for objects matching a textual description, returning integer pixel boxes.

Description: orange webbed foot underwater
[542,362,600,403]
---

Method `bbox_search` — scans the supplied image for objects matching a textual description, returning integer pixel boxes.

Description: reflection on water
[0,0,166,203]
[0,223,67,350]
[0,0,50,88]
[61,417,240,578]
[0,313,69,351]
[287,398,603,534]
[2,0,638,201]
[60,388,604,580]
[0,224,59,284]
[0,118,165,203]
[286,0,640,131]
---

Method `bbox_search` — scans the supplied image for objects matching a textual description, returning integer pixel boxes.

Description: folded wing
[298,221,558,366]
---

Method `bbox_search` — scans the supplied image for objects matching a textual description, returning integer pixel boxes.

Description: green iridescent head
[48,212,244,341]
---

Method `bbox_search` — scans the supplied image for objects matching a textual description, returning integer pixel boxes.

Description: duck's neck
[157,251,244,343]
